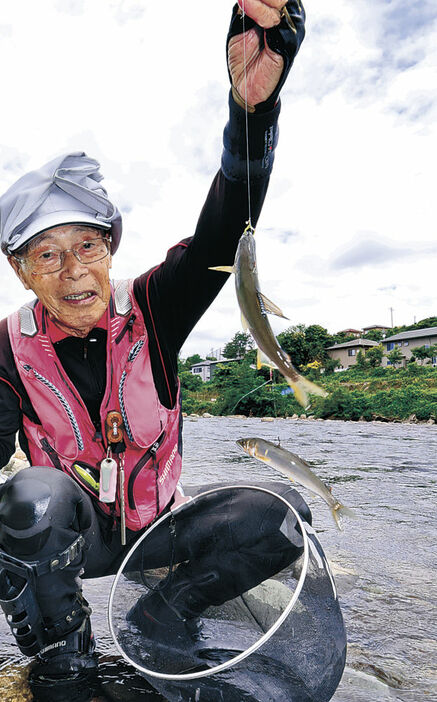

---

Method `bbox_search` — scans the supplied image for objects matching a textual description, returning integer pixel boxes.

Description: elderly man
[0,1,307,697]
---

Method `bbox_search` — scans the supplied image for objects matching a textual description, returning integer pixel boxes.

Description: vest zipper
[118,339,145,442]
[115,314,136,344]
[127,431,165,510]
[40,437,64,471]
[23,364,84,452]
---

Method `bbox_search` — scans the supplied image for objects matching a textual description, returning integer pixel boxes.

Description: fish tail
[286,373,328,409]
[331,503,358,531]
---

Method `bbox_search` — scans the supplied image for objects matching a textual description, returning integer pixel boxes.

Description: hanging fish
[210,225,327,408]
[237,437,357,530]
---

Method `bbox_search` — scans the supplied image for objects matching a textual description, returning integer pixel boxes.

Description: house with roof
[336,328,362,338]
[326,338,379,370]
[190,358,239,382]
[362,324,390,335]
[381,327,437,366]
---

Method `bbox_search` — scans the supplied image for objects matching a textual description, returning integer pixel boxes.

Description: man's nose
[60,249,88,278]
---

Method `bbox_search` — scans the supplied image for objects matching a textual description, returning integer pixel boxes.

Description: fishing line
[241,1,253,228]
[231,378,272,414]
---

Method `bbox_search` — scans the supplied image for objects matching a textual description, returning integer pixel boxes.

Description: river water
[1,417,436,701]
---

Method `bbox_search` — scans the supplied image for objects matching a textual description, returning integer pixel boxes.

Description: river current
[1,417,436,701]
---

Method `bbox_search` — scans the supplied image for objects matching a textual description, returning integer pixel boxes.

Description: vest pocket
[127,431,166,511]
[70,461,101,497]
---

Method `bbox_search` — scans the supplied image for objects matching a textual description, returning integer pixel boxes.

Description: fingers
[238,0,284,29]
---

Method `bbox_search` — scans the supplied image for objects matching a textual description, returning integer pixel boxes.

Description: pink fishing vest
[7,280,182,531]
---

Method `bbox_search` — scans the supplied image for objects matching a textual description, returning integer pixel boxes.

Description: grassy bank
[180,363,437,422]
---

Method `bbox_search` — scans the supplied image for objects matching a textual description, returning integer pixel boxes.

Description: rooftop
[191,358,239,368]
[382,327,437,343]
[327,339,379,350]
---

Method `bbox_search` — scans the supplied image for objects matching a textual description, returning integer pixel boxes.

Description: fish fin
[258,292,289,319]
[208,265,235,274]
[286,374,328,409]
[257,348,277,371]
[241,313,249,332]
[331,503,358,531]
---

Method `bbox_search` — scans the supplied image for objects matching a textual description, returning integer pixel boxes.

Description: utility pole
[389,307,394,328]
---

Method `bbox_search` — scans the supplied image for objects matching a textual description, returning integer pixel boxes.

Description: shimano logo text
[159,443,178,485]
[40,640,67,655]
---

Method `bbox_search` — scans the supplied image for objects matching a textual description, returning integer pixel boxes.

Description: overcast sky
[1,0,436,357]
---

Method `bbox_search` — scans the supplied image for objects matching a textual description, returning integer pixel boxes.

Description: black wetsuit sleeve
[0,321,25,465]
[0,386,19,466]
[134,96,281,409]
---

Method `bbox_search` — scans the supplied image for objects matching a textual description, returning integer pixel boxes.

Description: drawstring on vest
[105,410,127,545]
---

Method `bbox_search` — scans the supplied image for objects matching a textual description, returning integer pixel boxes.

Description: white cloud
[0,0,436,356]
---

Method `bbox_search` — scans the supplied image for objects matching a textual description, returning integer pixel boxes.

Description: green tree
[277,324,334,367]
[183,354,205,370]
[387,347,403,368]
[411,316,437,330]
[277,325,308,366]
[322,357,340,374]
[366,344,384,368]
[179,370,203,391]
[413,344,437,365]
[304,324,333,363]
[356,349,367,369]
[363,329,384,342]
[222,331,254,359]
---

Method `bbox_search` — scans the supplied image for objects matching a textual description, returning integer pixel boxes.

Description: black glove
[226,1,306,113]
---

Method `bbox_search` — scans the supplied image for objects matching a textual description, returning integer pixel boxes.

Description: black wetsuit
[0,96,312,646]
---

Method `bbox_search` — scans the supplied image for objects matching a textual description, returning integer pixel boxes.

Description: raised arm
[135,2,306,393]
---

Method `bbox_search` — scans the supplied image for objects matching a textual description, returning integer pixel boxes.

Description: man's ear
[8,256,31,290]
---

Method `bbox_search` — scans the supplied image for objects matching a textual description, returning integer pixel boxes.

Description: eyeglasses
[15,237,111,275]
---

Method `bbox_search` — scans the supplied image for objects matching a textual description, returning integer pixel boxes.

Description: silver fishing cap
[0,151,122,255]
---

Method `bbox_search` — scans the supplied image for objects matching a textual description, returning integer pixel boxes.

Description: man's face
[9,224,112,337]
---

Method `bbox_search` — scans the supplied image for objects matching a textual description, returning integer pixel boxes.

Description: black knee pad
[0,469,96,657]
[0,467,93,557]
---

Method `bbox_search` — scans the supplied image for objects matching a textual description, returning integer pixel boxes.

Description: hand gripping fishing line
[241,1,254,235]
[232,0,306,233]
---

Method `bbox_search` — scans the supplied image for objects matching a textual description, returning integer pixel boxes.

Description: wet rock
[408,414,418,423]
[1,451,29,481]
[427,418,435,425]
[300,414,307,419]
[1,663,33,702]
[202,413,213,418]
[336,666,394,700]
[261,417,274,422]
[228,414,247,419]
[291,414,299,419]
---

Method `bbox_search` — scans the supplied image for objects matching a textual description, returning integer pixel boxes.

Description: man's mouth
[63,291,96,301]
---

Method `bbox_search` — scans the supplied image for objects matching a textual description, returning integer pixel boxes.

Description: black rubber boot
[29,616,98,701]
